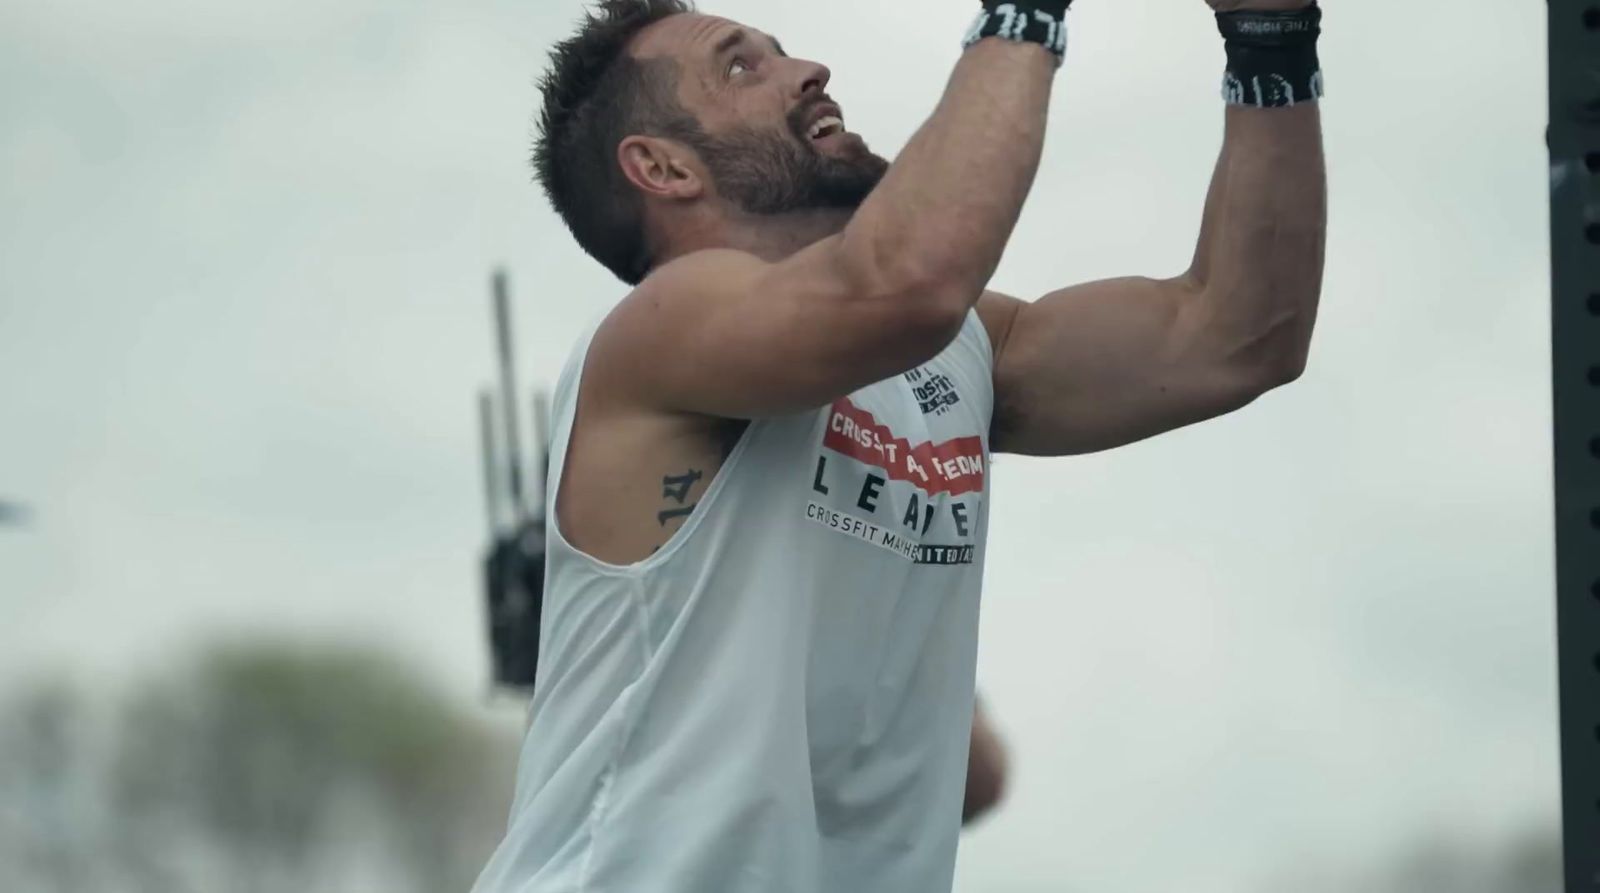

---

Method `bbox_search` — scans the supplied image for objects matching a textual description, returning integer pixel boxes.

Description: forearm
[840,37,1058,311]
[1186,87,1327,381]
[962,699,1008,823]
[981,4,1326,456]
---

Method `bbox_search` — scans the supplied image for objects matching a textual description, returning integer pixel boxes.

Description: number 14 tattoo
[657,469,703,526]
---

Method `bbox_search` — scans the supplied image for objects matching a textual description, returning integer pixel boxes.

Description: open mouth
[801,101,847,144]
[807,115,846,141]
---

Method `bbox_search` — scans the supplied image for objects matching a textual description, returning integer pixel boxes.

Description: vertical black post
[493,269,527,522]
[1550,4,1600,889]
[479,389,506,536]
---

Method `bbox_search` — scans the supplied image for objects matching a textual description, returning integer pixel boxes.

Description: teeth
[808,115,844,139]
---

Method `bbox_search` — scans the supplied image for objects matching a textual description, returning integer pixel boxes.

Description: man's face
[638,14,889,215]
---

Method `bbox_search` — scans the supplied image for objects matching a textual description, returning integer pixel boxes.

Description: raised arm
[982,0,1326,456]
[596,6,1072,419]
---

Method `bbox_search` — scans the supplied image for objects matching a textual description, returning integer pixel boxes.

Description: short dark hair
[533,0,699,285]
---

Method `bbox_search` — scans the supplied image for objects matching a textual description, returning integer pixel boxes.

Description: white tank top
[473,310,995,893]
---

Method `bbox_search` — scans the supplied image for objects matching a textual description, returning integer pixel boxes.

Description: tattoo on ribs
[657,469,704,526]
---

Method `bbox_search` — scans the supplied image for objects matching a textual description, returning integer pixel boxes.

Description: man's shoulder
[625,249,767,303]
[592,250,759,347]
[586,249,774,395]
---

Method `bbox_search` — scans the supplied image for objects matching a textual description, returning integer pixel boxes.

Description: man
[475,0,1325,890]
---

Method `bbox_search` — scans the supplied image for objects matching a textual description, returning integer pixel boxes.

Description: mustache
[787,94,838,139]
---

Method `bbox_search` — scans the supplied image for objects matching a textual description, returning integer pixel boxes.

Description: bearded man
[474,1,1326,890]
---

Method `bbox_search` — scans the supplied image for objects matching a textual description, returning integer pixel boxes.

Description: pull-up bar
[1549,4,1600,889]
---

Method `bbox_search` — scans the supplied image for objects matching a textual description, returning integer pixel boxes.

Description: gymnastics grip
[962,0,1072,63]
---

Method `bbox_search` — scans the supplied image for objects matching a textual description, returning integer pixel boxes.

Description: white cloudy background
[0,0,1557,890]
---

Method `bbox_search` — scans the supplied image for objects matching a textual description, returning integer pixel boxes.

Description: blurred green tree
[0,682,97,892]
[0,642,519,893]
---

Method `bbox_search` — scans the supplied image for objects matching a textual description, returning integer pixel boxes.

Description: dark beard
[687,112,888,216]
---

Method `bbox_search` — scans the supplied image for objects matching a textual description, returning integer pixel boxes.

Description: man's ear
[618,135,703,202]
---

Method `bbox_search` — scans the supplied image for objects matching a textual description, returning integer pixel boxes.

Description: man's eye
[728,58,749,77]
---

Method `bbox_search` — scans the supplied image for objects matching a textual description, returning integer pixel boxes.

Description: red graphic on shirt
[822,397,985,496]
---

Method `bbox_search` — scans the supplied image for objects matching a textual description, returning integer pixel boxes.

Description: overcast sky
[0,0,1557,890]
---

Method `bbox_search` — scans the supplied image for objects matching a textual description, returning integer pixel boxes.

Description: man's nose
[790,58,831,99]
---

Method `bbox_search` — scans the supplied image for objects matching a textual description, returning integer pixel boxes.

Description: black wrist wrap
[962,0,1072,65]
[1217,3,1323,108]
